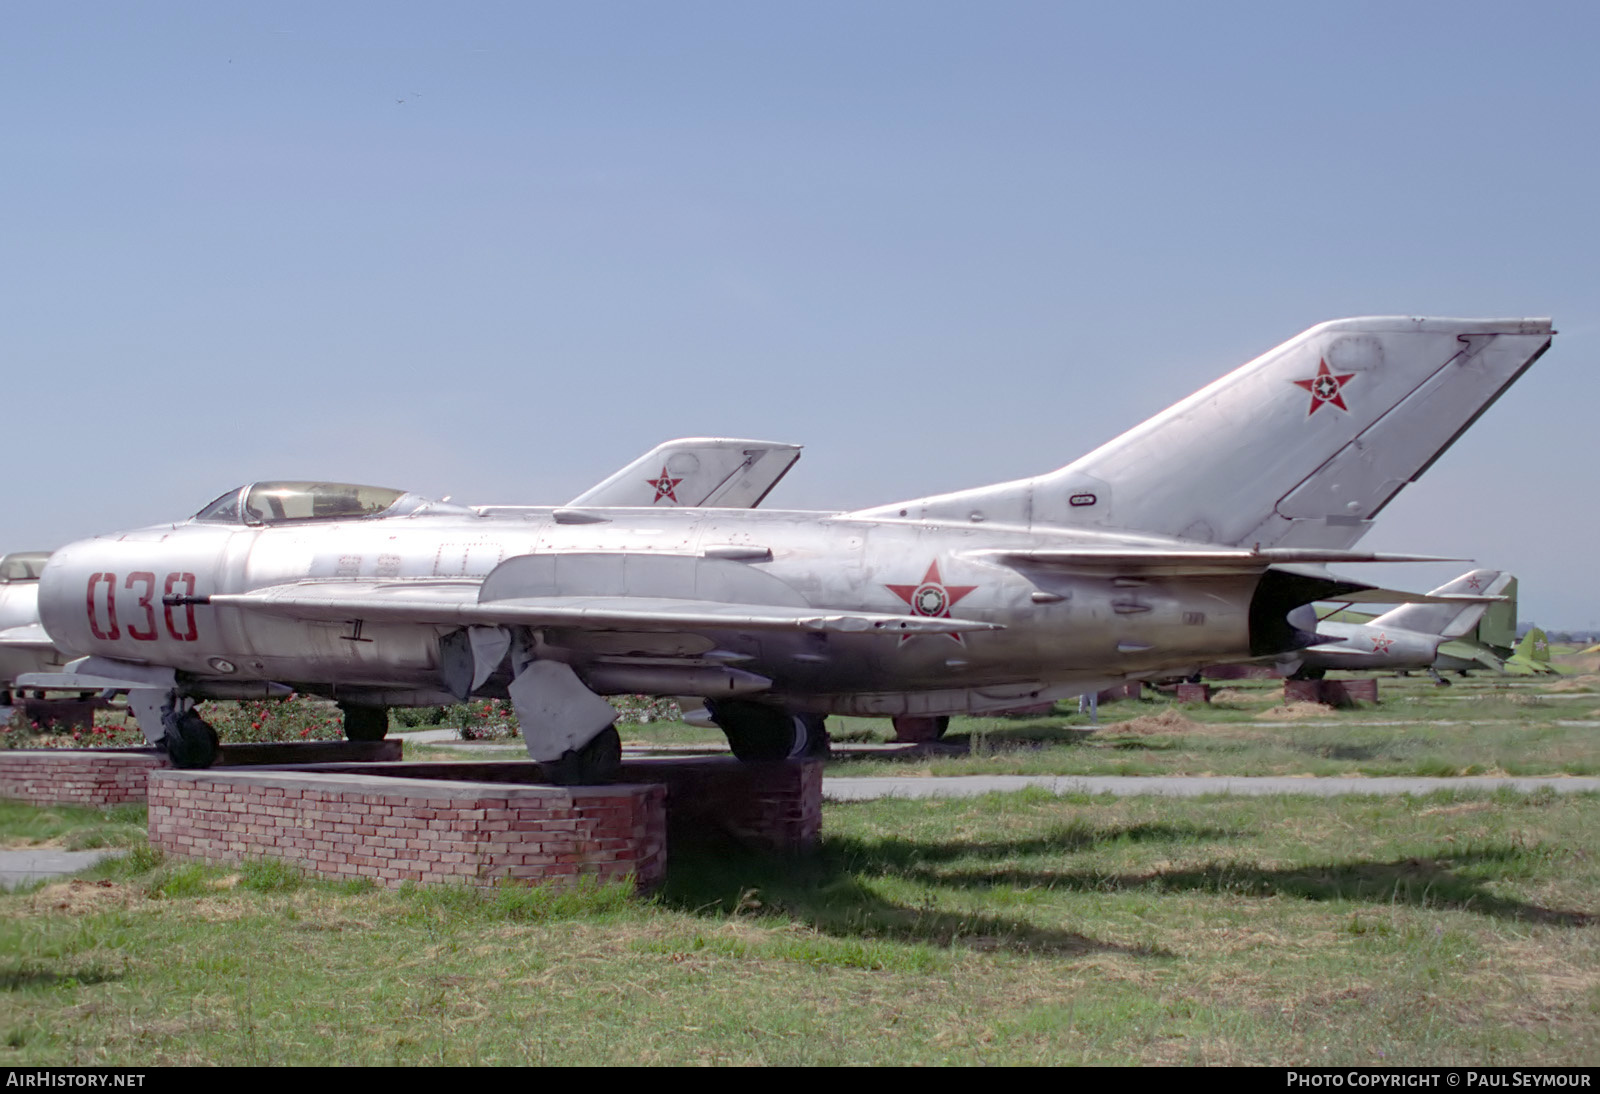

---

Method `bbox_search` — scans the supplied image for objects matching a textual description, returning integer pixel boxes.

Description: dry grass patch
[1110,710,1203,736]
[1255,702,1336,720]
[24,879,142,916]
[1210,688,1272,708]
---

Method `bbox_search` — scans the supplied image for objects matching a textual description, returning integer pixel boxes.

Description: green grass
[0,802,148,852]
[0,791,1595,1065]
[395,672,1600,776]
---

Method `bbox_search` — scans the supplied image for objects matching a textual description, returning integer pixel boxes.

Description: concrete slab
[0,849,115,889]
[823,774,1600,801]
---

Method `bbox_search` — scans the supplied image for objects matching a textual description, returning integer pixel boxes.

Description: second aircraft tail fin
[1370,569,1510,639]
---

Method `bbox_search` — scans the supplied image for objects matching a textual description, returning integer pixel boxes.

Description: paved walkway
[0,849,115,890]
[822,774,1600,801]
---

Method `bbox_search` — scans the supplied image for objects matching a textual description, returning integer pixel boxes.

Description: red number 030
[85,571,199,642]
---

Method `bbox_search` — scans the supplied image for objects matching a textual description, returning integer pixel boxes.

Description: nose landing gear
[161,707,219,769]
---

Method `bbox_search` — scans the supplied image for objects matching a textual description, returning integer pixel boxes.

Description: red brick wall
[0,750,168,806]
[147,769,667,892]
[0,741,403,807]
[1283,678,1379,707]
[283,758,824,853]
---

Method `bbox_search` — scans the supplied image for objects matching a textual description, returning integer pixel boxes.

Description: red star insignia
[885,560,978,644]
[1371,632,1394,654]
[647,465,684,504]
[1293,358,1356,416]
[1465,575,1483,592]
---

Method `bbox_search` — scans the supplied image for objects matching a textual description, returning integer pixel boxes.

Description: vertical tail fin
[1371,569,1509,639]
[1472,576,1519,653]
[855,317,1551,549]
[1511,626,1552,667]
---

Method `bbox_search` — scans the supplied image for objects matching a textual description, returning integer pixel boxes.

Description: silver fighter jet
[1272,568,1512,681]
[24,317,1552,781]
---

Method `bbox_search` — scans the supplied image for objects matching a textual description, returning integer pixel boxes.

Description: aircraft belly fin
[508,660,620,763]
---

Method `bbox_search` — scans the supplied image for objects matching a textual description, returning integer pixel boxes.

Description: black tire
[709,700,828,761]
[341,705,389,741]
[164,710,219,769]
[543,725,622,786]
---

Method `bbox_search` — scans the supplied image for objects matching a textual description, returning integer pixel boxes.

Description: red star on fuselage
[647,466,684,504]
[1293,358,1356,416]
[1371,632,1394,654]
[885,560,978,644]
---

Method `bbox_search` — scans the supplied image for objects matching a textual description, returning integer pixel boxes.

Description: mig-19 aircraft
[23,317,1552,782]
[1266,568,1511,682]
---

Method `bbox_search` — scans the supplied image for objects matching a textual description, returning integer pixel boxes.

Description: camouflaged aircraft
[23,317,1552,782]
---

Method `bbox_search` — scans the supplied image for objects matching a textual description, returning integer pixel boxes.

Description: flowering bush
[197,698,345,743]
[2,692,682,750]
[1,706,147,750]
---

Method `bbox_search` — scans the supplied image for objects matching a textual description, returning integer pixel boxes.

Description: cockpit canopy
[0,552,50,582]
[194,482,408,525]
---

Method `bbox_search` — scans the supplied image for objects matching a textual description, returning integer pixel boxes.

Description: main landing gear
[542,725,623,786]
[339,703,390,741]
[707,699,830,761]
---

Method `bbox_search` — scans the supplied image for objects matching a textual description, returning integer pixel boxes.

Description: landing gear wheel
[340,704,389,741]
[163,709,219,769]
[709,700,829,761]
[1290,667,1327,681]
[543,725,622,786]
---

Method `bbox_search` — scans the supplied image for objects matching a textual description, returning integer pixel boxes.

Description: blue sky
[5,3,1597,625]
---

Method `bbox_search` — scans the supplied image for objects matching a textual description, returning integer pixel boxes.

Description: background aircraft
[1276,569,1510,682]
[1503,626,1559,676]
[22,317,1553,780]
[0,552,68,705]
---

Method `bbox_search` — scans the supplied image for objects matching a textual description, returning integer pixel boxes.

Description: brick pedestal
[1175,683,1212,704]
[0,750,166,806]
[144,757,822,892]
[148,769,667,892]
[286,757,822,853]
[1097,681,1143,702]
[0,740,403,807]
[890,716,946,743]
[1283,678,1379,708]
